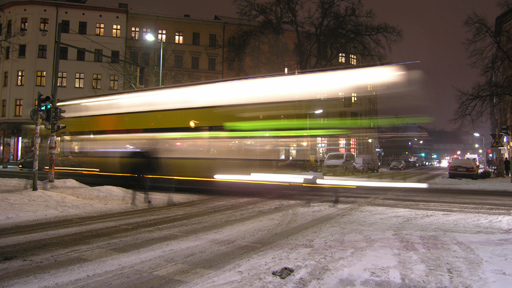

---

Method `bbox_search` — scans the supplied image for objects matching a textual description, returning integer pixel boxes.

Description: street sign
[491,135,505,148]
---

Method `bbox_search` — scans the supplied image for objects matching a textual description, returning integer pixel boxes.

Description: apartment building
[125,13,223,88]
[0,0,127,163]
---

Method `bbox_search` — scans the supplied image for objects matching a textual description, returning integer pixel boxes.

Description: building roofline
[0,0,128,14]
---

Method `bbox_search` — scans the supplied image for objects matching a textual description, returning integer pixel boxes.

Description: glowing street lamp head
[145,34,156,41]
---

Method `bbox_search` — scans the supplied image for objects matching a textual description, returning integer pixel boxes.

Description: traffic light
[53,106,66,132]
[54,107,66,122]
[37,92,51,111]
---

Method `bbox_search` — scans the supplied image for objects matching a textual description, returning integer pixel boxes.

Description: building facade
[0,0,127,164]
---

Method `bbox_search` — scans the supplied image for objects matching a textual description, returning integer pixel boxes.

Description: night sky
[90,0,502,134]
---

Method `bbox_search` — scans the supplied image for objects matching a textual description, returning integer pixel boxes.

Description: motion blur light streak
[317,179,429,189]
[60,65,408,118]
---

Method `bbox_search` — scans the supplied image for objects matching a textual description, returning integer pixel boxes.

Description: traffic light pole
[32,117,41,191]
[48,22,62,183]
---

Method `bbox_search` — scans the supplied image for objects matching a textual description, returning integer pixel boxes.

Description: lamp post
[474,132,486,168]
[145,34,163,87]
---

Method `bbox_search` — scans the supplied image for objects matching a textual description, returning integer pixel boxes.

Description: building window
[92,74,101,89]
[20,17,28,31]
[6,20,11,37]
[75,73,84,88]
[94,49,103,62]
[96,23,104,36]
[174,55,183,68]
[339,53,345,63]
[109,75,119,90]
[5,46,10,60]
[131,26,139,39]
[77,48,86,61]
[58,72,67,87]
[111,50,120,63]
[1,99,6,117]
[40,18,49,32]
[15,99,22,117]
[60,47,68,60]
[142,28,151,40]
[36,71,46,86]
[0,23,3,36]
[350,54,356,65]
[193,32,200,45]
[61,20,70,33]
[38,45,47,58]
[158,29,166,42]
[3,72,7,87]
[78,21,87,35]
[113,24,121,37]
[209,34,216,47]
[16,70,24,86]
[175,31,183,44]
[18,44,26,58]
[191,56,199,69]
[208,58,216,71]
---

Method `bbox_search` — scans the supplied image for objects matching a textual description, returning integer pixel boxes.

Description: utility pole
[48,22,62,183]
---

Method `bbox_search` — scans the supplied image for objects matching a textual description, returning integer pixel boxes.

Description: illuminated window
[36,71,46,86]
[339,53,345,63]
[109,75,119,90]
[92,74,101,89]
[75,73,84,88]
[350,54,356,65]
[112,24,121,37]
[14,99,22,117]
[131,27,139,39]
[158,29,166,42]
[175,31,183,44]
[352,93,357,103]
[142,28,150,40]
[16,70,24,86]
[58,72,67,87]
[39,18,49,32]
[20,17,28,31]
[96,23,104,36]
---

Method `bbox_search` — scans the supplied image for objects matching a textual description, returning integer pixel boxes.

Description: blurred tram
[52,65,413,178]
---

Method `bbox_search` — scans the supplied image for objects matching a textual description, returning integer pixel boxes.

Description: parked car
[322,152,356,175]
[448,158,478,180]
[354,154,380,173]
[389,160,406,170]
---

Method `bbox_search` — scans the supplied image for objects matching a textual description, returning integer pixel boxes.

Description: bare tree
[453,6,512,128]
[229,0,402,74]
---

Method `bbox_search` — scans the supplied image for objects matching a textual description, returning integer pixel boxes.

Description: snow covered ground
[1,175,512,287]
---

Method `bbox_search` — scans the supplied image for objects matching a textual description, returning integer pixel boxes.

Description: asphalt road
[1,167,512,287]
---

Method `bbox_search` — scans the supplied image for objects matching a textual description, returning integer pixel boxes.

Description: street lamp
[145,34,163,87]
[474,132,486,168]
